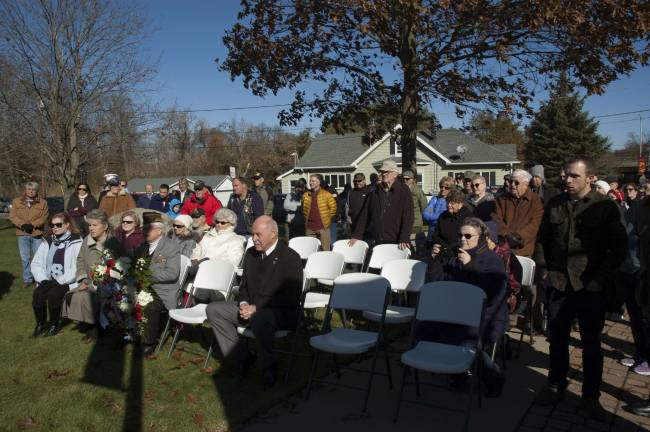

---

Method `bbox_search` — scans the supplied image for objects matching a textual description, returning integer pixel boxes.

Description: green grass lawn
[0,220,321,432]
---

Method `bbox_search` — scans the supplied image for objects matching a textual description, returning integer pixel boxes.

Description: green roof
[297,133,370,168]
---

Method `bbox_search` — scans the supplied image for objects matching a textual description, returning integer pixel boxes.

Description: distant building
[127,175,233,204]
[277,127,519,194]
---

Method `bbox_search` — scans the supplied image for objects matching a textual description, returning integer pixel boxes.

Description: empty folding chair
[366,243,410,273]
[363,259,427,325]
[288,236,321,260]
[317,239,369,288]
[305,273,392,412]
[155,254,192,353]
[394,282,487,431]
[513,255,536,356]
[301,251,345,310]
[162,259,236,366]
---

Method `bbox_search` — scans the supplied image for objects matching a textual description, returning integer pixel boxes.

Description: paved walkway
[241,319,650,432]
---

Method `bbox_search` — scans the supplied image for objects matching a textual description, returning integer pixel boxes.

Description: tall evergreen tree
[525,74,609,180]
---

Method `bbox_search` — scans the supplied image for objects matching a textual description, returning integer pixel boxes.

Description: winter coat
[535,190,627,293]
[190,226,245,267]
[352,180,414,244]
[167,198,182,220]
[31,232,83,289]
[113,226,145,258]
[134,236,181,311]
[180,193,223,226]
[9,195,49,237]
[433,205,474,251]
[75,234,123,287]
[257,185,274,216]
[302,189,337,230]
[493,188,544,257]
[136,194,154,209]
[409,184,429,232]
[468,193,496,222]
[423,195,448,226]
[347,186,369,234]
[66,193,98,231]
[98,190,136,218]
[148,194,169,213]
[634,197,650,307]
[427,241,508,345]
[227,191,264,235]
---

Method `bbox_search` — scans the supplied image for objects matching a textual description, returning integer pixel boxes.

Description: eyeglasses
[626,188,636,192]
[121,220,134,225]
[215,220,230,225]
[173,224,185,229]
[457,233,477,240]
[513,181,523,186]
[472,183,482,188]
[49,222,64,228]
[440,186,451,190]
[191,215,202,219]
[77,187,87,191]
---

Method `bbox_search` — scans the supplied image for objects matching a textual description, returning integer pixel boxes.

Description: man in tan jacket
[9,181,49,287]
[98,176,136,218]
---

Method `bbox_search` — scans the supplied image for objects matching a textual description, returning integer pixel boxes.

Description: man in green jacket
[534,157,627,421]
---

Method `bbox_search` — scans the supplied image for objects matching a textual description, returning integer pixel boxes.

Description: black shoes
[535,385,565,406]
[237,352,257,382]
[44,321,64,337]
[580,398,608,422]
[32,323,47,337]
[624,400,650,417]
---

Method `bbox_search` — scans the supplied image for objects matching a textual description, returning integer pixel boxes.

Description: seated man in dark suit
[206,215,303,387]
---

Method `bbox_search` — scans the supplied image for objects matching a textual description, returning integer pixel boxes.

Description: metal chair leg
[393,365,410,422]
[156,317,171,354]
[414,369,421,397]
[305,350,320,400]
[383,342,393,389]
[203,345,213,369]
[167,328,181,359]
[362,345,381,412]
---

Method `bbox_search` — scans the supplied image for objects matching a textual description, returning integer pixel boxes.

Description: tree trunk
[399,17,418,178]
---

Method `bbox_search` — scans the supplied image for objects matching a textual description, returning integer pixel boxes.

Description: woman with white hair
[169,214,197,257]
[190,208,245,303]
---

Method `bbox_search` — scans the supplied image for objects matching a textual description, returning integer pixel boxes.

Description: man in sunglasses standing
[492,169,544,257]
[10,181,49,288]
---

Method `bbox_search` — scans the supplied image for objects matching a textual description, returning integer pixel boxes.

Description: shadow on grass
[0,271,15,299]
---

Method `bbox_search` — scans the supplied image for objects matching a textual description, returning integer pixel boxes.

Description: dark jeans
[33,281,69,324]
[547,287,606,399]
[623,272,649,360]
[143,297,166,346]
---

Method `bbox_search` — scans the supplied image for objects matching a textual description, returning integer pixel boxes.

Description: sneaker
[633,361,650,376]
[620,356,640,367]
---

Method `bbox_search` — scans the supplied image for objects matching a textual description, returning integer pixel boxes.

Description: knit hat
[530,165,545,180]
[402,170,415,179]
[594,180,611,194]
[174,214,192,229]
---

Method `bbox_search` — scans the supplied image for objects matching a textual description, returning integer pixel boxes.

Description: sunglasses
[353,179,364,183]
[191,215,203,219]
[121,220,134,225]
[49,222,64,228]
[77,187,87,191]
[215,220,230,225]
[173,224,185,229]
[458,233,477,240]
[440,186,451,190]
[513,181,522,186]
[472,183,482,188]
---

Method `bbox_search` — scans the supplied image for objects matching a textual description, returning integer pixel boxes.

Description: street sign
[229,166,236,178]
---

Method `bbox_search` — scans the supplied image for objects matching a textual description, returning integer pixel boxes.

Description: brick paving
[517,320,650,432]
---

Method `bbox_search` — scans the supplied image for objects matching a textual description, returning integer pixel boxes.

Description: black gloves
[21,223,34,234]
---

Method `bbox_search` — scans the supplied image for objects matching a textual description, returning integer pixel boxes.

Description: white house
[277,128,519,194]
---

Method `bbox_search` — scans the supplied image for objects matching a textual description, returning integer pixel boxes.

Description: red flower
[134,303,143,321]
[115,292,123,301]
[106,259,116,267]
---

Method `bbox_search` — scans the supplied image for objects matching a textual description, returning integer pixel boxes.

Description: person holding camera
[431,189,473,262]
[10,181,50,289]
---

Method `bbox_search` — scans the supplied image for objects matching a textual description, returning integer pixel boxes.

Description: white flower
[94,264,107,275]
[136,290,154,306]
[118,301,131,313]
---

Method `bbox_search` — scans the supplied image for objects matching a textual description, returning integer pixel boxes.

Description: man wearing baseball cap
[252,172,274,216]
[180,180,222,227]
[350,159,413,249]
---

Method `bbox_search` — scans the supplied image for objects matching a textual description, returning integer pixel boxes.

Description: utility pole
[640,114,643,160]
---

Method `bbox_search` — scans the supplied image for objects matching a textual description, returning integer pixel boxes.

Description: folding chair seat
[317,240,369,286]
[366,243,410,273]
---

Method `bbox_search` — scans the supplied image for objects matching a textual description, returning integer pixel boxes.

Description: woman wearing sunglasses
[423,176,454,243]
[425,217,508,397]
[30,213,83,337]
[66,183,97,236]
[169,214,197,257]
[113,210,145,257]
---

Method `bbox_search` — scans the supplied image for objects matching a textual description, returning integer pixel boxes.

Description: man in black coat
[206,216,303,387]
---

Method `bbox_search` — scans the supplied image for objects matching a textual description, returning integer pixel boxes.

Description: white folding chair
[301,251,345,310]
[515,255,537,352]
[155,255,191,354]
[317,239,369,287]
[289,236,321,260]
[363,259,427,324]
[235,237,255,277]
[366,243,410,273]
[394,282,487,431]
[162,259,236,366]
[305,273,392,413]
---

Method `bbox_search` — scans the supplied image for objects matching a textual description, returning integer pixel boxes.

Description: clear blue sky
[142,1,650,149]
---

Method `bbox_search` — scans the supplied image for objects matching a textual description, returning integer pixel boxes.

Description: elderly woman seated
[168,214,197,258]
[190,208,245,303]
[426,217,508,397]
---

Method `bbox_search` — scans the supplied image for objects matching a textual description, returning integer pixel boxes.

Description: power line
[593,108,650,119]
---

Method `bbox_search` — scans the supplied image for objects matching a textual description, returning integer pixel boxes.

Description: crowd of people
[7,156,650,418]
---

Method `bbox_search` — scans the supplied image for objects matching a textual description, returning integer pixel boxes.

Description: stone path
[241,319,650,432]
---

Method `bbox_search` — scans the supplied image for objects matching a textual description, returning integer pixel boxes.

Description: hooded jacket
[98,190,136,218]
[167,198,182,220]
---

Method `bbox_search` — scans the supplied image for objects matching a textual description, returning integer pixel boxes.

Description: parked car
[46,196,65,213]
[0,197,11,213]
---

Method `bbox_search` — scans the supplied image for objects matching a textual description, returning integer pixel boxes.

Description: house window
[320,173,352,190]
[416,173,423,187]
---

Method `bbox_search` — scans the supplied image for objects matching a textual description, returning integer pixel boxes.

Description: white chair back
[289,236,321,259]
[178,255,191,286]
[304,251,345,282]
[329,273,390,314]
[194,258,236,297]
[380,259,427,293]
[245,236,254,250]
[516,255,536,288]
[416,282,486,327]
[367,244,410,271]
[332,240,369,265]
